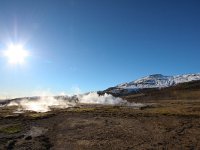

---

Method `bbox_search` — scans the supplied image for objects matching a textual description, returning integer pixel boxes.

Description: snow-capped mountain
[106,73,200,94]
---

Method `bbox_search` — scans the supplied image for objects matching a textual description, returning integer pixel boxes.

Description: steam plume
[6,92,145,112]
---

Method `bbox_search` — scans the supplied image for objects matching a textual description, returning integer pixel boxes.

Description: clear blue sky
[0,0,200,98]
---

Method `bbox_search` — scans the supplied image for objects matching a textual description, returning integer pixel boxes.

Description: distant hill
[100,73,200,102]
[120,80,200,102]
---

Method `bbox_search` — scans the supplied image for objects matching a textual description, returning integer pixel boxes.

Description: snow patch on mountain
[109,73,200,94]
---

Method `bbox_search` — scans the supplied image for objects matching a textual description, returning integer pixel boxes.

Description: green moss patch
[0,124,21,134]
[72,107,96,112]
[25,112,55,120]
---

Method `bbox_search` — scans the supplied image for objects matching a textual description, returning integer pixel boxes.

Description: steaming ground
[7,96,76,113]
[4,92,145,113]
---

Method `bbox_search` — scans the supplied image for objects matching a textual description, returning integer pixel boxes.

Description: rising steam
[8,96,76,112]
[78,92,125,105]
[5,92,145,113]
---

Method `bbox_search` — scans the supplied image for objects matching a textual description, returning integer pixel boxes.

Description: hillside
[115,80,200,102]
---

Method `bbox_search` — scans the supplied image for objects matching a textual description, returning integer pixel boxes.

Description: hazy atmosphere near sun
[0,0,200,99]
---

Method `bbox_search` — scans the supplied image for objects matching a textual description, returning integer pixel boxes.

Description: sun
[4,44,29,64]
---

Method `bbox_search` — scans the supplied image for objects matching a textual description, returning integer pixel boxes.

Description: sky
[0,0,200,98]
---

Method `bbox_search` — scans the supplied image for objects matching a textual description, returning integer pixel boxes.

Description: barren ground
[0,100,200,150]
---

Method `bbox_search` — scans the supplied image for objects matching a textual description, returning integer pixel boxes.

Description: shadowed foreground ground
[0,100,200,150]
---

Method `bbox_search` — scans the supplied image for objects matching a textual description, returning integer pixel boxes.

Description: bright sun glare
[4,44,29,64]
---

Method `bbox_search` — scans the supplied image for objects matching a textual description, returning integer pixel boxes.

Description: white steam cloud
[5,92,145,113]
[78,92,145,107]
[8,96,76,113]
[78,92,125,105]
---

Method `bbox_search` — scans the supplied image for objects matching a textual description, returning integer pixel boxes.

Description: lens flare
[4,44,29,64]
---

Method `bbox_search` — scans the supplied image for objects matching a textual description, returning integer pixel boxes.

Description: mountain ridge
[104,73,200,95]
